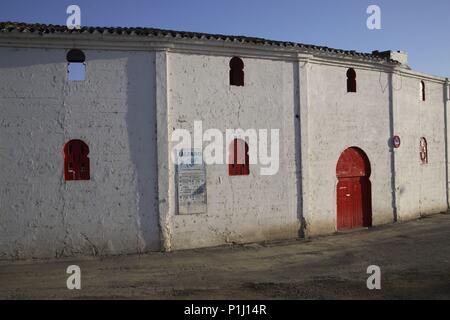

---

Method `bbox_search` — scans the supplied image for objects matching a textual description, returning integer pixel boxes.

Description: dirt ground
[1,213,450,300]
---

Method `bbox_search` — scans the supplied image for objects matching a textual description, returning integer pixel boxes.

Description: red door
[336,148,372,230]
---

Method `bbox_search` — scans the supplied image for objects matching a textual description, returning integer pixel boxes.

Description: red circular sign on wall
[393,135,401,148]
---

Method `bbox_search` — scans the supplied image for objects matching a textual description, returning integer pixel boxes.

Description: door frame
[336,147,372,230]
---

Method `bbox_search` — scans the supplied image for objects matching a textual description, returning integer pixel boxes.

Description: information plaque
[176,149,207,214]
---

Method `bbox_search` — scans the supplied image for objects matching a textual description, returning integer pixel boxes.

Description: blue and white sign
[176,149,207,214]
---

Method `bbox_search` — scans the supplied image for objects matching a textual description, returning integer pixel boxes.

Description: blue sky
[1,0,449,77]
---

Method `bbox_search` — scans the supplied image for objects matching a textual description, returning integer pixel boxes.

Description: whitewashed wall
[394,74,448,220]
[0,40,448,259]
[166,53,300,249]
[305,63,395,236]
[0,47,160,259]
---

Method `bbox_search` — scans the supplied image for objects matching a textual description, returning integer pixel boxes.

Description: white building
[0,22,449,259]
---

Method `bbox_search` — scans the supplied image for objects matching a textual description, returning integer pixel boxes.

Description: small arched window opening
[346,68,357,93]
[420,137,428,165]
[67,49,86,81]
[420,80,426,101]
[229,57,244,86]
[229,139,249,176]
[64,139,90,180]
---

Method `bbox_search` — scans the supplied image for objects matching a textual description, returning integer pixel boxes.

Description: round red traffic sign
[393,135,401,148]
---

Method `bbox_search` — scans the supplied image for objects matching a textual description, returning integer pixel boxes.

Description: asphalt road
[1,213,450,299]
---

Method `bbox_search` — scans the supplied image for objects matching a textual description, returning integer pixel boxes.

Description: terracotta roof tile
[0,22,397,63]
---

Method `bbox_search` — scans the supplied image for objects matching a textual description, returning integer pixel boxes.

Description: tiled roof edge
[0,21,398,63]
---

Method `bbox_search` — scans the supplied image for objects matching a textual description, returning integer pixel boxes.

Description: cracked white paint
[0,41,449,259]
[0,47,159,259]
[167,53,300,250]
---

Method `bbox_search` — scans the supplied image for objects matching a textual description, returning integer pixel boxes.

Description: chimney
[372,50,408,66]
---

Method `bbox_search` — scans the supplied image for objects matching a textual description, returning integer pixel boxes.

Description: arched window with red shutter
[347,68,357,93]
[229,57,244,87]
[64,139,90,181]
[420,137,428,165]
[228,139,249,176]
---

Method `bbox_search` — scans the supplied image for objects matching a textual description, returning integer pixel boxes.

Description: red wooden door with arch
[336,147,372,230]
